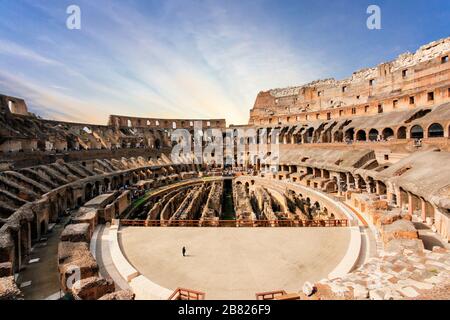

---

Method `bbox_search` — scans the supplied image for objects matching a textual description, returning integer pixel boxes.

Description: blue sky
[0,0,449,125]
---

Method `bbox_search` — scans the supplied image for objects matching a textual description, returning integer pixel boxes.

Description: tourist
[182,246,187,257]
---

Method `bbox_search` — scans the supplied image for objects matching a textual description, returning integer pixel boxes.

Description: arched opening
[331,176,338,193]
[382,128,394,140]
[356,130,366,141]
[154,139,161,150]
[94,181,101,197]
[8,100,15,113]
[40,220,47,238]
[333,130,343,143]
[306,128,314,143]
[368,129,379,141]
[20,223,29,263]
[421,199,435,224]
[377,181,387,195]
[347,174,355,190]
[410,125,424,139]
[397,126,407,139]
[49,202,58,222]
[344,128,354,141]
[428,123,444,138]
[367,177,376,193]
[84,183,93,201]
[31,214,38,241]
[66,188,74,209]
[399,188,408,209]
[357,175,366,190]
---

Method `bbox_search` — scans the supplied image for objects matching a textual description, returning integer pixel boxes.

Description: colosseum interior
[0,37,449,301]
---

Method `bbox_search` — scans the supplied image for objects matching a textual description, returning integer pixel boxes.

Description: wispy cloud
[0,0,323,125]
[0,0,446,125]
[0,38,61,66]
[0,71,108,123]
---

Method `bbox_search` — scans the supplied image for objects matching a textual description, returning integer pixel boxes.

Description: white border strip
[90,226,100,258]
[280,180,363,279]
[327,225,361,279]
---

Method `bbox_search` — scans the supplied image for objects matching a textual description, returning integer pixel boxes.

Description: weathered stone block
[0,276,22,300]
[71,276,115,300]
[381,220,419,245]
[99,290,135,300]
[385,239,424,253]
[58,241,98,292]
[314,282,354,300]
[60,223,91,243]
[377,212,403,227]
[101,204,116,224]
[372,200,389,211]
[72,207,98,237]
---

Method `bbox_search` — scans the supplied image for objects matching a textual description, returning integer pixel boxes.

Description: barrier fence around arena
[255,290,287,300]
[119,219,348,228]
[168,288,206,300]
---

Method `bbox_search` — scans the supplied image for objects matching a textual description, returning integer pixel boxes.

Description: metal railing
[120,219,348,228]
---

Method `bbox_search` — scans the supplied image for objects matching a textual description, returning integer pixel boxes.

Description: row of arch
[252,122,448,145]
[340,123,445,142]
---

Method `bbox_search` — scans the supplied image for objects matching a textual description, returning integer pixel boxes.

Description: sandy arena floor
[119,227,351,299]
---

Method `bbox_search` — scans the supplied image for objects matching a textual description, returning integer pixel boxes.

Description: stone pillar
[387,192,393,204]
[366,180,372,194]
[375,181,381,195]
[27,222,31,255]
[16,231,21,272]
[421,198,427,222]
[355,177,360,190]
[33,218,39,242]
[408,193,414,216]
[337,176,342,195]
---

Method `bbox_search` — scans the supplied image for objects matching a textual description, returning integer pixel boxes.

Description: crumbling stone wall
[201,181,223,221]
[249,37,450,126]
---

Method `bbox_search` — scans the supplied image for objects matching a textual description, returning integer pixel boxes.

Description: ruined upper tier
[249,37,450,125]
